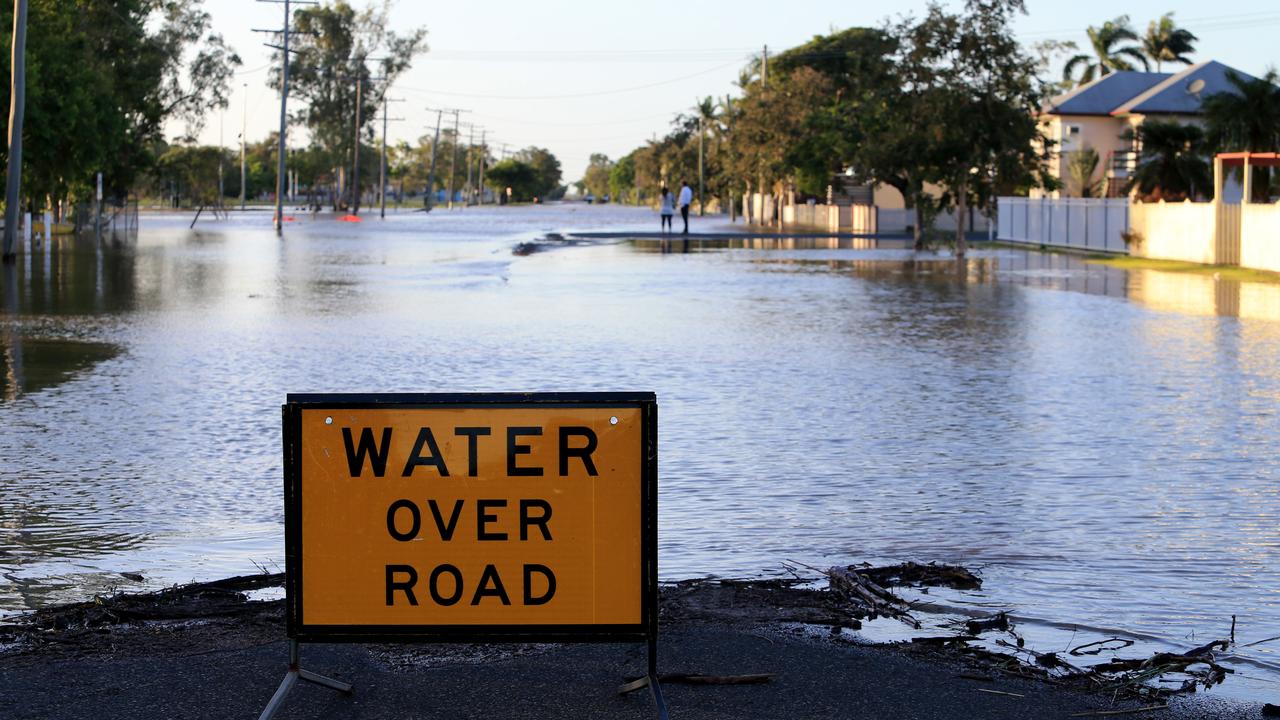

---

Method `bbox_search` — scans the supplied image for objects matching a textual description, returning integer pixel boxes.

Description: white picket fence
[997,197,1130,253]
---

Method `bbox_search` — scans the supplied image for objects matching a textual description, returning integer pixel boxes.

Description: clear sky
[191,0,1280,183]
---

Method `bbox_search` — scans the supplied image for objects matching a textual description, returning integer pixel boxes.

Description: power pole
[2,0,29,264]
[348,61,386,215]
[377,96,403,218]
[351,73,363,214]
[240,82,247,211]
[464,124,476,206]
[478,129,487,205]
[218,110,225,204]
[256,0,316,235]
[762,44,768,87]
[423,107,445,210]
[445,109,468,209]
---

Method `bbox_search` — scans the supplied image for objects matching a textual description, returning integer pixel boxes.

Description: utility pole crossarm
[444,109,470,210]
[422,107,465,212]
[348,57,386,216]
[255,0,317,235]
[377,97,405,219]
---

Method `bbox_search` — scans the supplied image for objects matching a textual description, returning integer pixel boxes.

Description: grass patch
[1085,256,1280,284]
[971,240,1123,257]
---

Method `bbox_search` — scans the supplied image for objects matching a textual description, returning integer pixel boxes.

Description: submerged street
[1,204,1279,701]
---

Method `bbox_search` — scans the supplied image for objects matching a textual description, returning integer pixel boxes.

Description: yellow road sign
[282,393,657,642]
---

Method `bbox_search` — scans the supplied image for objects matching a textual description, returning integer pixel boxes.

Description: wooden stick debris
[1070,638,1134,656]
[618,673,777,695]
[975,688,1025,698]
[965,612,1010,635]
[1069,704,1169,717]
[826,566,920,628]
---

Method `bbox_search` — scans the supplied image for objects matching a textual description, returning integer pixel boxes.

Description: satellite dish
[1187,78,1206,95]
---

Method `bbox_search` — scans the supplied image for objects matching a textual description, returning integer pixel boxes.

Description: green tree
[581,154,613,199]
[290,143,337,204]
[388,139,428,197]
[485,159,539,202]
[1142,13,1197,72]
[1,0,240,212]
[1126,121,1210,202]
[515,147,563,199]
[609,153,636,204]
[629,142,661,204]
[729,27,916,226]
[280,0,426,209]
[242,134,279,202]
[1203,70,1280,202]
[901,0,1051,254]
[154,145,231,208]
[1032,39,1080,96]
[725,67,833,205]
[1063,16,1149,86]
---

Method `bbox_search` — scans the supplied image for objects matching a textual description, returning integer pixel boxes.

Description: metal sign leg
[648,677,669,720]
[648,636,670,720]
[258,640,353,720]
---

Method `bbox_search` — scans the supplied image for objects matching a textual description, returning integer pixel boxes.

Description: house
[1037,60,1255,199]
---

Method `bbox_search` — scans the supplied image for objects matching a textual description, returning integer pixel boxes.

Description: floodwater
[2,205,1278,700]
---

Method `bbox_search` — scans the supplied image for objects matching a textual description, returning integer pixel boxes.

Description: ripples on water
[1,205,1278,699]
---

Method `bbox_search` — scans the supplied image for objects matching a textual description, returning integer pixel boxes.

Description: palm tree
[1142,13,1197,72]
[1068,147,1104,198]
[1063,16,1150,86]
[690,97,721,214]
[1126,121,1211,202]
[1203,70,1280,202]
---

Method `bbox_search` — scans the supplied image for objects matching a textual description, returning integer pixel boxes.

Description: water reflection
[1,245,124,402]
[632,235,903,252]
[749,246,1280,323]
[4,235,141,315]
[998,248,1280,322]
[0,337,120,401]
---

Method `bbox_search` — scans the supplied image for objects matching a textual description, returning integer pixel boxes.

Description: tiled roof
[1044,61,1258,117]
[1044,72,1169,116]
[1111,61,1256,115]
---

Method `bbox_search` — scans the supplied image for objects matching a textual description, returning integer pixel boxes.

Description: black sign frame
[281,391,659,645]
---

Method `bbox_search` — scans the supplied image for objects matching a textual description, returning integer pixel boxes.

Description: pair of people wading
[659,180,693,234]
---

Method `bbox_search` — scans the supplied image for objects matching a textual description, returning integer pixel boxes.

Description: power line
[395,60,740,101]
[234,62,273,76]
[467,110,675,128]
[426,49,755,64]
[1018,11,1280,38]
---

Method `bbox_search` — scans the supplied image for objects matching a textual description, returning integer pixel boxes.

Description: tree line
[588,2,1280,250]
[595,0,1051,254]
[0,0,239,216]
[0,0,567,215]
[141,1,568,210]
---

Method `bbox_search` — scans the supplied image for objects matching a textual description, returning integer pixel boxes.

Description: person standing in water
[677,180,693,234]
[659,187,674,233]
